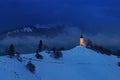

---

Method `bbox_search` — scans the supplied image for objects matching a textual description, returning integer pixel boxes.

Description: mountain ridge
[0,24,65,38]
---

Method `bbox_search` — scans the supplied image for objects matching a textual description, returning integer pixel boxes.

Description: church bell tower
[80,35,85,46]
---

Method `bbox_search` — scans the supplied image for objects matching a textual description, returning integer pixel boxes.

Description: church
[80,35,86,46]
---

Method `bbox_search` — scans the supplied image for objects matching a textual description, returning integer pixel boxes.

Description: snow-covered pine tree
[26,61,35,73]
[35,50,43,59]
[86,39,93,48]
[8,44,15,58]
[38,40,43,52]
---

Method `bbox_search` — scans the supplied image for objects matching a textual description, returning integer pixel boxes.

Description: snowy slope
[0,57,38,80]
[0,46,120,80]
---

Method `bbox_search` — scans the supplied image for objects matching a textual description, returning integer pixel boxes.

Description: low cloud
[0,27,81,54]
[0,26,120,54]
[90,33,120,50]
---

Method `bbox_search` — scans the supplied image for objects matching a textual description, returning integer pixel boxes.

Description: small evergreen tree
[52,51,63,59]
[86,39,93,48]
[26,61,35,73]
[38,40,43,52]
[8,44,15,58]
[50,48,63,59]
[35,51,43,59]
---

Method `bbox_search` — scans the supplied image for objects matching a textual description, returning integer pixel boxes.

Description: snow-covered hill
[0,57,39,80]
[0,46,120,80]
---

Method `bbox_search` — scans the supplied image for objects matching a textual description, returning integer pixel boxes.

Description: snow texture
[0,46,120,80]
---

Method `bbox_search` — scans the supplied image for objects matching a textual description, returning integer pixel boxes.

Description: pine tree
[8,44,15,58]
[53,51,63,59]
[38,40,43,52]
[35,51,43,59]
[26,61,35,73]
[86,39,93,48]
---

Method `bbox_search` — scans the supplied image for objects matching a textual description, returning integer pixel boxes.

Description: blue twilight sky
[0,0,120,34]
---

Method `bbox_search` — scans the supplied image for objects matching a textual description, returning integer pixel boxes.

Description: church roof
[80,35,84,38]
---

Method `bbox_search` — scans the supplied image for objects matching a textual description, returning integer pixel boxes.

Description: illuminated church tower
[80,35,85,46]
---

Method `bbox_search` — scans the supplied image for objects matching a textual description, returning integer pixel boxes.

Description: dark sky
[0,0,120,33]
